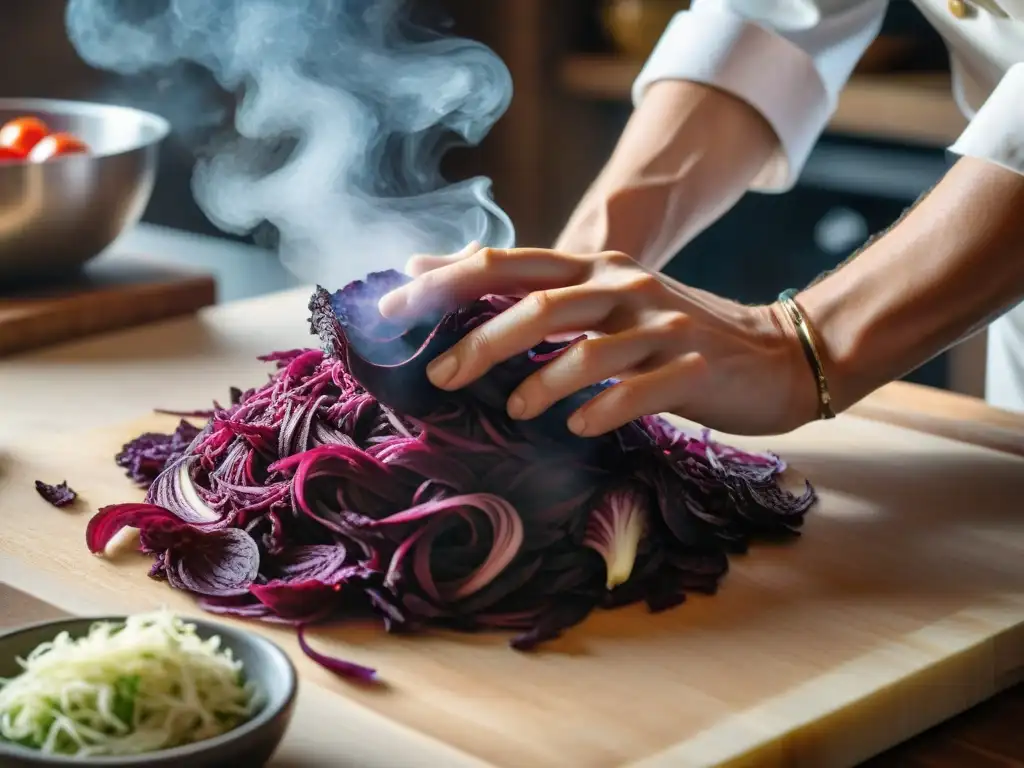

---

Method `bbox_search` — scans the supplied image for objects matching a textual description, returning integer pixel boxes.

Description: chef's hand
[378,246,817,437]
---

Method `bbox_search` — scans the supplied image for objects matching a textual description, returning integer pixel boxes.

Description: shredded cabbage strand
[90,274,817,679]
[0,611,259,757]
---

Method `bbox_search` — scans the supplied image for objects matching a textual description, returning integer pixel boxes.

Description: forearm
[554,80,778,270]
[798,157,1024,411]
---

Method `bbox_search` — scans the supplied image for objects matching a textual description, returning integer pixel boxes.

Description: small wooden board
[0,259,216,357]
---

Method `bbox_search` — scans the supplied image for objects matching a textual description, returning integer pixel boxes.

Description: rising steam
[65,0,516,287]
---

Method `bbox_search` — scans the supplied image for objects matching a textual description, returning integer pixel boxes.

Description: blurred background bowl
[0,98,170,286]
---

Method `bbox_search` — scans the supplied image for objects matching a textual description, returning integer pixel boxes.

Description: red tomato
[27,133,89,162]
[0,146,25,162]
[0,117,49,155]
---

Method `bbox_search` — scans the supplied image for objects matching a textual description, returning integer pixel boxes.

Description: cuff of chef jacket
[948,63,1024,178]
[631,2,883,193]
[631,6,830,192]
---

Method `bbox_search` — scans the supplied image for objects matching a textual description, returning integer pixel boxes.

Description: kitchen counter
[1,286,1021,766]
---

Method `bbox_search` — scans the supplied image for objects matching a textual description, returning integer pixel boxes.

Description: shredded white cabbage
[0,610,260,757]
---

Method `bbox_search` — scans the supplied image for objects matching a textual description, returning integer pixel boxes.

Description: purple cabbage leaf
[85,269,817,682]
[35,480,77,508]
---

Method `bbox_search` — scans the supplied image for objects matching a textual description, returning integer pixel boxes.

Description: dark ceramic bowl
[0,615,297,768]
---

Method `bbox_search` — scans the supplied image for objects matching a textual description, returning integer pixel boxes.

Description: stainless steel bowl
[0,98,171,285]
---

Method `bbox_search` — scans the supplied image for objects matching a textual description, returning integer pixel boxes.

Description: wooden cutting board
[0,259,216,357]
[1,410,1022,768]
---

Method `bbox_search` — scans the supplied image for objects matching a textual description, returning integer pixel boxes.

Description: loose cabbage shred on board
[0,611,259,757]
[87,271,817,683]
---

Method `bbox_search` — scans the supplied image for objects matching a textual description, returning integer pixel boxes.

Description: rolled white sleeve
[632,0,888,192]
[948,63,1024,177]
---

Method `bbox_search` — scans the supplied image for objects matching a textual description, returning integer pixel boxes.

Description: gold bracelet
[777,289,835,420]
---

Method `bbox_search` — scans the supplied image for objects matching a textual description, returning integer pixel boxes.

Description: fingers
[379,247,591,319]
[567,353,707,437]
[405,241,482,277]
[385,244,699,435]
[506,331,657,420]
[425,285,619,390]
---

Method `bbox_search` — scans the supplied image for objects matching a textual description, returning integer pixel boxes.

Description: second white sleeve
[632,0,888,192]
[949,63,1024,178]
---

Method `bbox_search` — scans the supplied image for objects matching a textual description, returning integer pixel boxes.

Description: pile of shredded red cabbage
[87,270,816,682]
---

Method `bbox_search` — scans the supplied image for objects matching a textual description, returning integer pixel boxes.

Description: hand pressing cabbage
[87,271,816,682]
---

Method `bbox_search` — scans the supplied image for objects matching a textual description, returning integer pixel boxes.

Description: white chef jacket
[633,0,1024,411]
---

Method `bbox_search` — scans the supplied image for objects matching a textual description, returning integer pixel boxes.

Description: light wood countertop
[847,383,1024,765]
[2,288,1021,766]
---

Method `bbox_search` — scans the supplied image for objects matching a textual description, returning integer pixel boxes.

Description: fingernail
[507,394,526,419]
[427,354,459,388]
[567,412,587,435]
[378,290,407,318]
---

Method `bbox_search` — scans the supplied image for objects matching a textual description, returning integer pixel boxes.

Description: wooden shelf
[559,55,644,100]
[559,55,968,147]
